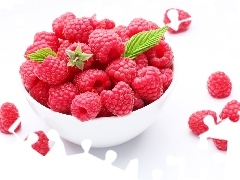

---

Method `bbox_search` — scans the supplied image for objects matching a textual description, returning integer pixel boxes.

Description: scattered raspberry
[24,41,51,60]
[219,100,240,122]
[71,92,101,121]
[132,66,163,103]
[100,81,134,116]
[188,110,217,136]
[0,102,21,134]
[127,18,151,38]
[25,131,50,156]
[160,68,173,91]
[105,57,137,85]
[57,40,72,60]
[133,93,144,111]
[133,53,148,71]
[113,25,129,42]
[48,82,79,114]
[145,40,174,69]
[207,71,232,99]
[33,31,59,52]
[35,55,69,85]
[163,8,191,33]
[88,28,125,64]
[73,69,111,94]
[212,139,227,151]
[52,12,76,39]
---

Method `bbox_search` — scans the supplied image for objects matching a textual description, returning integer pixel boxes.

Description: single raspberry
[24,41,51,60]
[131,66,163,103]
[127,18,151,38]
[52,12,76,39]
[29,80,50,107]
[105,57,137,85]
[133,93,144,111]
[73,69,111,94]
[207,71,232,98]
[160,68,173,91]
[188,110,217,136]
[88,29,125,64]
[219,100,240,122]
[19,60,39,90]
[71,92,101,121]
[145,40,174,69]
[35,55,69,85]
[63,17,95,43]
[212,139,227,151]
[25,131,50,156]
[100,81,134,116]
[0,102,21,134]
[48,82,79,114]
[96,19,115,29]
[163,8,191,33]
[33,31,59,52]
[133,53,148,71]
[113,25,129,42]
[57,40,72,60]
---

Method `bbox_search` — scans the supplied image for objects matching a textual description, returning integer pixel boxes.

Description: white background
[1,0,240,179]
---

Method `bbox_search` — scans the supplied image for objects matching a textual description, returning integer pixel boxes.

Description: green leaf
[26,48,56,62]
[122,25,168,59]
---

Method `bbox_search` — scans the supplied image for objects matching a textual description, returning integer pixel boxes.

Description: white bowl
[20,62,178,148]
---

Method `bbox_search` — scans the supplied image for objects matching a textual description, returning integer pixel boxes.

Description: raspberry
[113,25,129,42]
[133,93,144,111]
[219,100,240,122]
[73,69,111,94]
[29,80,50,107]
[127,18,151,38]
[105,57,137,85]
[63,17,95,43]
[35,56,69,85]
[96,19,115,29]
[57,40,72,60]
[100,81,134,116]
[188,110,217,136]
[0,102,21,134]
[163,8,191,33]
[97,105,114,118]
[71,92,101,121]
[48,82,79,114]
[52,12,76,39]
[132,66,163,102]
[148,21,159,30]
[33,31,59,52]
[133,53,148,71]
[212,139,227,151]
[24,41,51,60]
[25,131,50,156]
[207,71,232,98]
[19,60,39,90]
[145,40,174,69]
[160,68,173,91]
[88,29,125,64]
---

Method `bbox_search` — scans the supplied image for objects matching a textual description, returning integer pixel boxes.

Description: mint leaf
[122,25,168,59]
[26,48,56,62]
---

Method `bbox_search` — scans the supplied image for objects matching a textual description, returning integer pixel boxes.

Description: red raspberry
[113,25,129,42]
[127,18,151,38]
[33,31,59,52]
[133,53,148,71]
[133,93,144,111]
[207,71,232,98]
[19,60,39,90]
[29,80,50,107]
[35,56,69,85]
[163,8,191,33]
[105,57,137,85]
[188,110,217,136]
[0,102,21,134]
[212,139,227,151]
[160,68,173,91]
[145,40,174,69]
[57,40,72,60]
[73,69,111,94]
[25,131,50,156]
[52,12,76,39]
[96,19,115,29]
[71,92,101,121]
[88,29,125,64]
[148,21,159,30]
[97,105,114,118]
[24,41,51,60]
[132,66,163,103]
[219,100,240,122]
[48,82,79,114]
[63,17,95,43]
[100,81,134,116]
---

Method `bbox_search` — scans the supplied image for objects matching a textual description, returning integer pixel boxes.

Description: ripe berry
[127,18,151,37]
[133,93,144,111]
[207,71,232,98]
[133,53,148,71]
[160,68,173,91]
[212,139,227,151]
[57,40,72,60]
[188,110,217,136]
[71,92,101,121]
[219,100,240,122]
[96,19,115,29]
[113,25,129,42]
[100,81,134,116]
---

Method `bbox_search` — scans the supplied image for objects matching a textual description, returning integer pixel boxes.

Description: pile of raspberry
[19,12,174,122]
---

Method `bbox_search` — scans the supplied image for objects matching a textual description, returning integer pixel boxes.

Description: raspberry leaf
[26,48,56,62]
[122,25,168,59]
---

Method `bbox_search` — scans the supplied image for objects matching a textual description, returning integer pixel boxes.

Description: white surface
[1,0,240,179]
